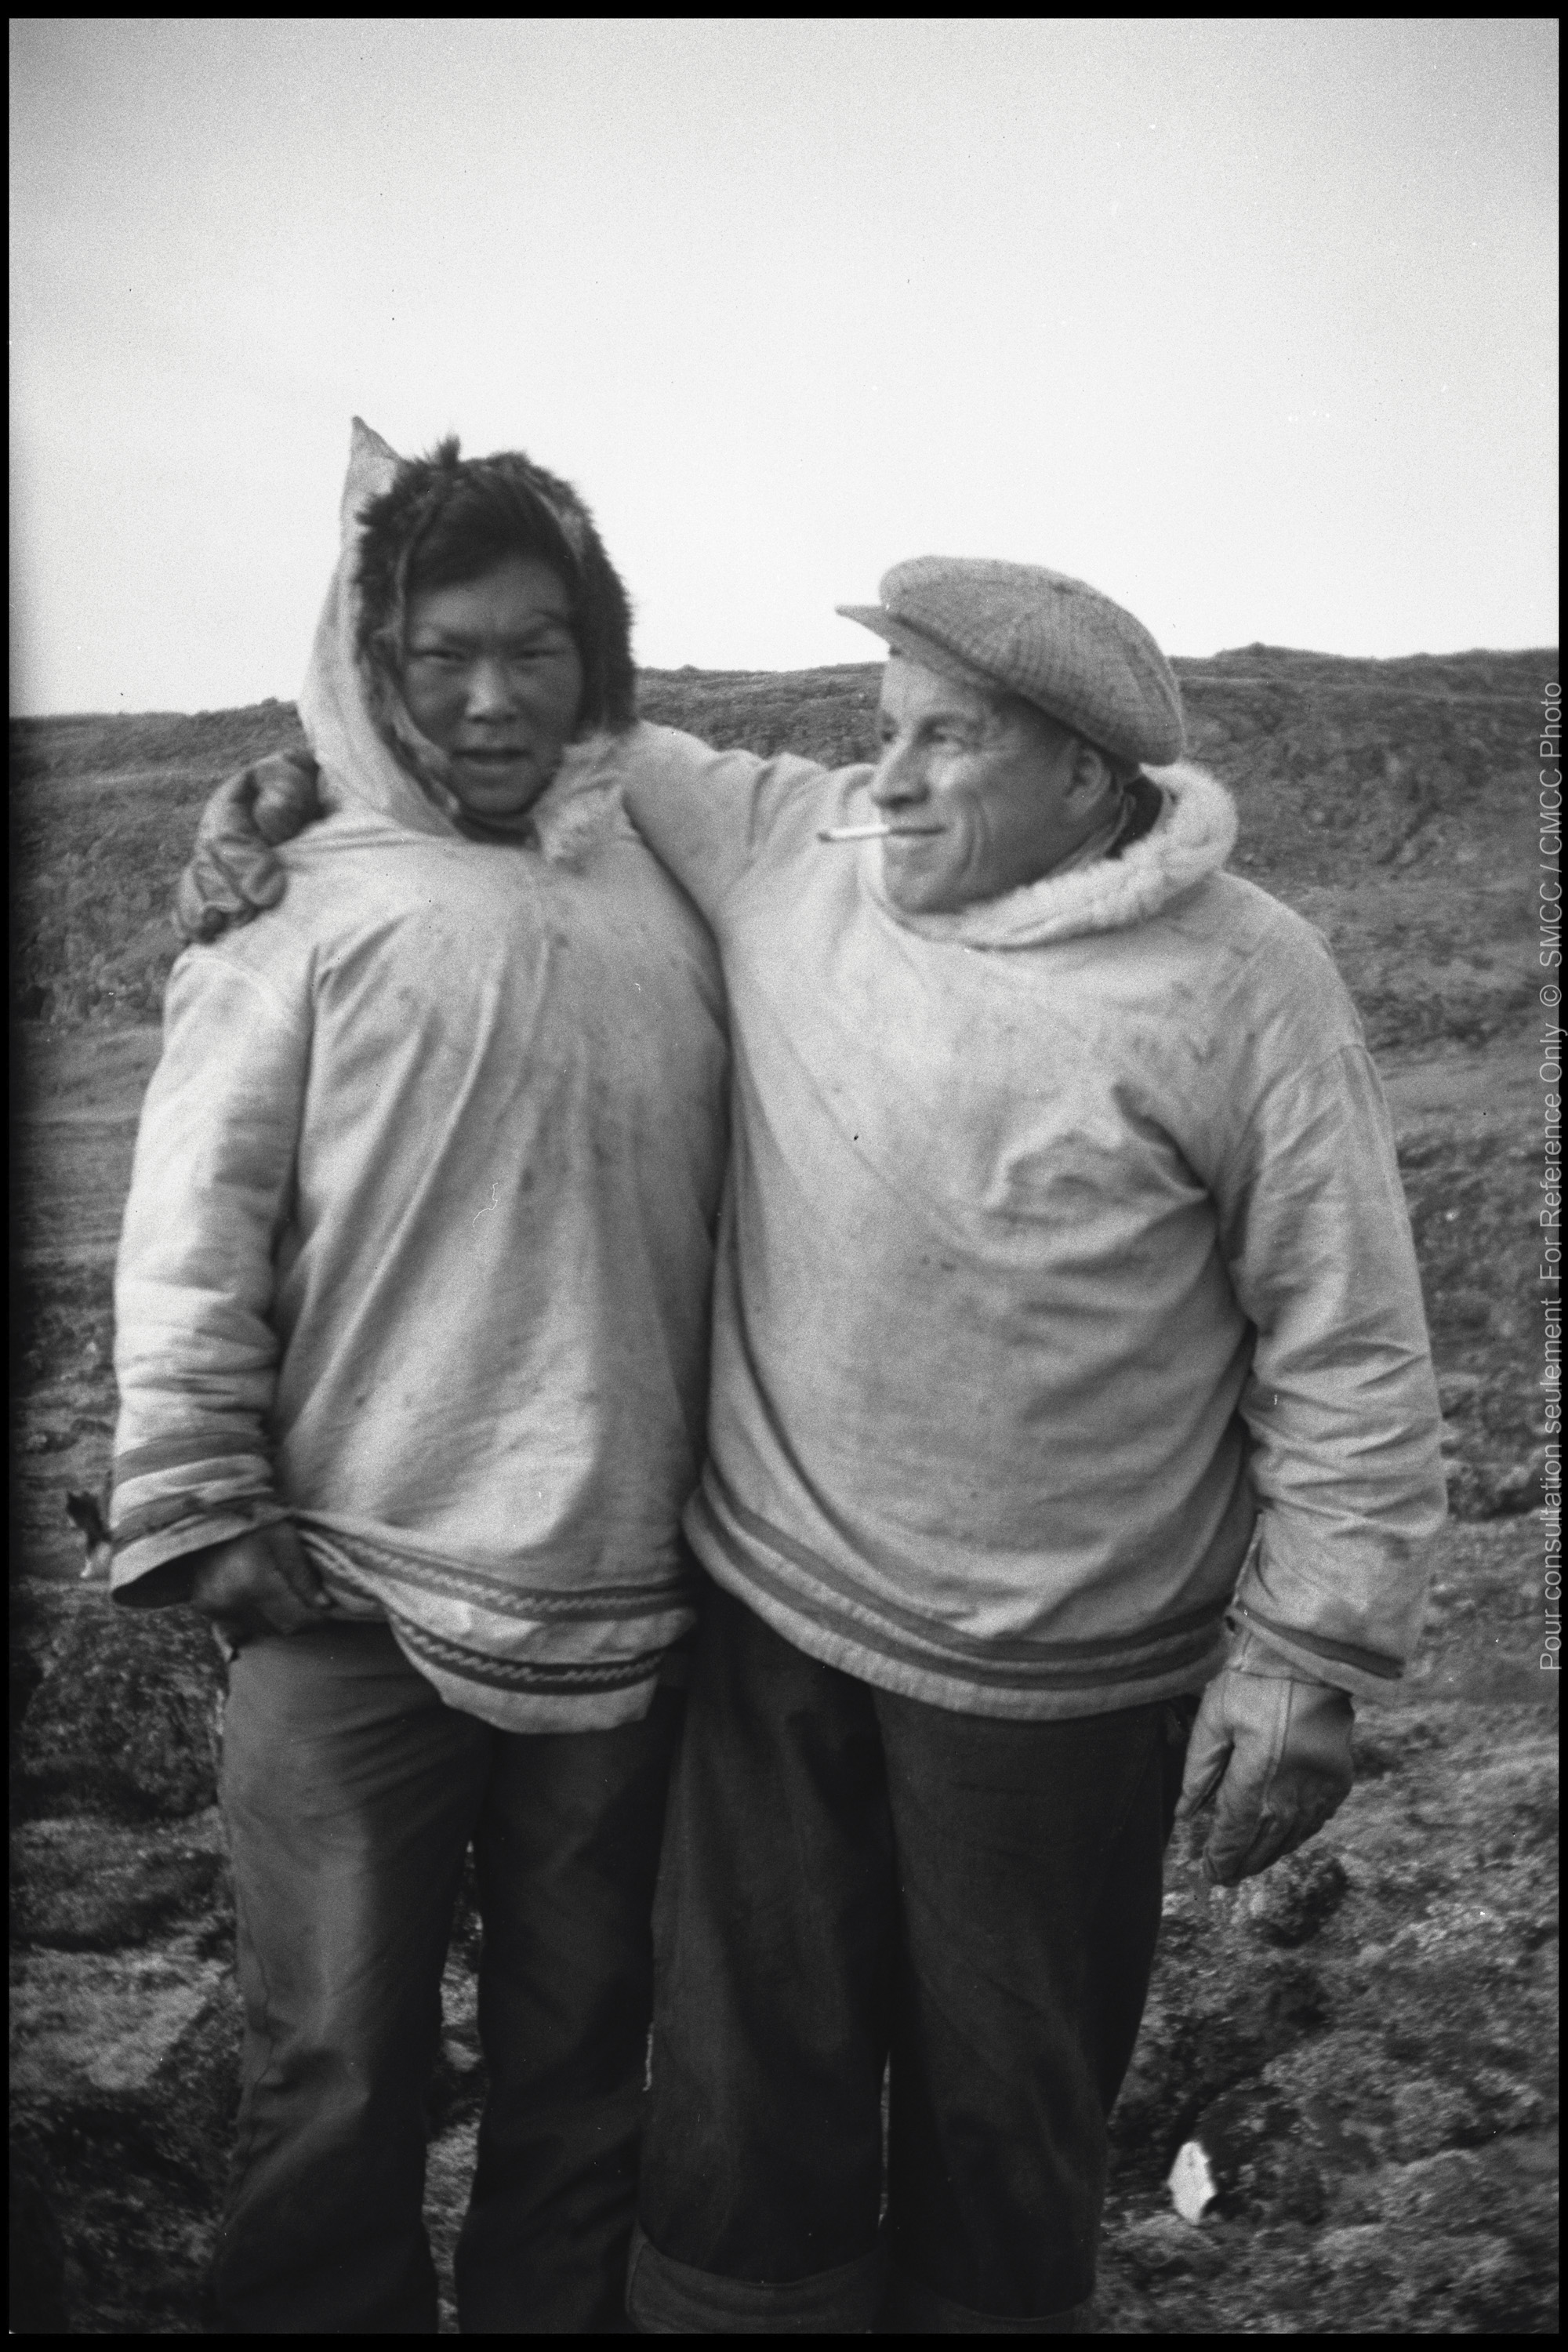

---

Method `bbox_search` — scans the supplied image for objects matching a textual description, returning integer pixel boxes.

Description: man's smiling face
[401,554,585,828]
[868,656,1120,915]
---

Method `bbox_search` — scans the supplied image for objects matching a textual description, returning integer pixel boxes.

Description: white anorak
[624,740,1446,1718]
[111,465,728,1730]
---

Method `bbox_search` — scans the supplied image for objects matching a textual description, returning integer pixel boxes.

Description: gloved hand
[1175,1629,1354,1886]
[173,749,323,944]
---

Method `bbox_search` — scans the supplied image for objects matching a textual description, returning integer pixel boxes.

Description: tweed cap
[837,555,1185,768]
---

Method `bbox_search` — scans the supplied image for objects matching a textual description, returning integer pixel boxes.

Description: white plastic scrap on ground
[1168,2137,1219,2223]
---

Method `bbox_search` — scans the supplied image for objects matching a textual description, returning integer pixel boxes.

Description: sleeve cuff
[111,1505,291,1606]
[1227,1602,1404,1702]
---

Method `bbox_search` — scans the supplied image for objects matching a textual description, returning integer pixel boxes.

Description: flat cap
[837,555,1185,768]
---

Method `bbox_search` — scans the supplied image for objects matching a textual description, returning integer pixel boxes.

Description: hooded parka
[110,426,729,1730]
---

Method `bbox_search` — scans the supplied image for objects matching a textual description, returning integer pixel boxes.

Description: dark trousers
[214,1621,682,2334]
[630,1581,1190,2334]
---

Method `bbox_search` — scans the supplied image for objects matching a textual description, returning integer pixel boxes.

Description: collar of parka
[866,760,1238,950]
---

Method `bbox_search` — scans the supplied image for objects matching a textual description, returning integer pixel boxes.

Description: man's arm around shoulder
[622,723,845,922]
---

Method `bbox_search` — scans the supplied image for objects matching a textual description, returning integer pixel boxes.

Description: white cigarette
[816,822,947,842]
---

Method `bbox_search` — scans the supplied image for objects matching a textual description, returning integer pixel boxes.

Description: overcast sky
[9,16,1559,716]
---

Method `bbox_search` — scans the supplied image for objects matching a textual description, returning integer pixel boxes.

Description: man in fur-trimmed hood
[181,547,1445,2336]
[114,420,732,2332]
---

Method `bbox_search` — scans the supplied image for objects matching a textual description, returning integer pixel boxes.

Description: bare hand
[173,750,323,944]
[187,1522,334,1642]
[1174,1652,1354,1886]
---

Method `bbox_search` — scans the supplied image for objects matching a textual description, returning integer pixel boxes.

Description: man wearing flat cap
[617,556,1443,2335]
[181,554,1444,2335]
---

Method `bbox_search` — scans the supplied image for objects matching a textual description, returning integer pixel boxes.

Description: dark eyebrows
[408,615,575,652]
[878,704,986,737]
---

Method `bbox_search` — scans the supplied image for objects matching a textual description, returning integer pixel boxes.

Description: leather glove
[173,749,323,944]
[1175,1629,1354,1886]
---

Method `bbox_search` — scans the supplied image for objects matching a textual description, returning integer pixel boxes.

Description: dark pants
[630,1581,1191,2334]
[214,1621,682,2334]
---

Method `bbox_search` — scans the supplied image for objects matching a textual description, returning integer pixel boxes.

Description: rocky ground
[1100,1522,1558,2334]
[10,1526,1559,2333]
[9,650,1559,2330]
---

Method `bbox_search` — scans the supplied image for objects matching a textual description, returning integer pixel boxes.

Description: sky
[9,16,1560,716]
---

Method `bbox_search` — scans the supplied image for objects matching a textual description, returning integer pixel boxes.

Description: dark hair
[354,436,635,731]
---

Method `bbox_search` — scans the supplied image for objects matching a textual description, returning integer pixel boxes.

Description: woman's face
[401,554,585,826]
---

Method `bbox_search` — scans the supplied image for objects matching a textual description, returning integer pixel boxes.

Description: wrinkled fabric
[622,739,1446,1716]
[111,430,730,1730]
[632,1580,1184,2329]
[215,1621,680,2331]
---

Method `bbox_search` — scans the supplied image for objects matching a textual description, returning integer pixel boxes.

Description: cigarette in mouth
[816,822,947,842]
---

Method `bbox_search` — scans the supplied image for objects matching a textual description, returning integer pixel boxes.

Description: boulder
[10,1810,230,1952]
[10,1944,241,2184]
[1237,1847,1349,1947]
[15,1593,225,1822]
[1118,2205,1225,2281]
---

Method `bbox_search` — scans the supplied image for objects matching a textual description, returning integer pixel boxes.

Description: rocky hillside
[8,646,1549,1048]
[10,647,1559,2332]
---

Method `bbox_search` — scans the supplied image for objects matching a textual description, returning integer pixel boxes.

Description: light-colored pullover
[110,484,728,1731]
[624,740,1446,1719]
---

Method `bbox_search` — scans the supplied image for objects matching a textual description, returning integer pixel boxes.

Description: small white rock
[1168,2137,1218,2224]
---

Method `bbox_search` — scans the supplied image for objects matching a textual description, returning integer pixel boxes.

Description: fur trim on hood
[867,760,1238,949]
[297,419,626,868]
[354,433,634,731]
